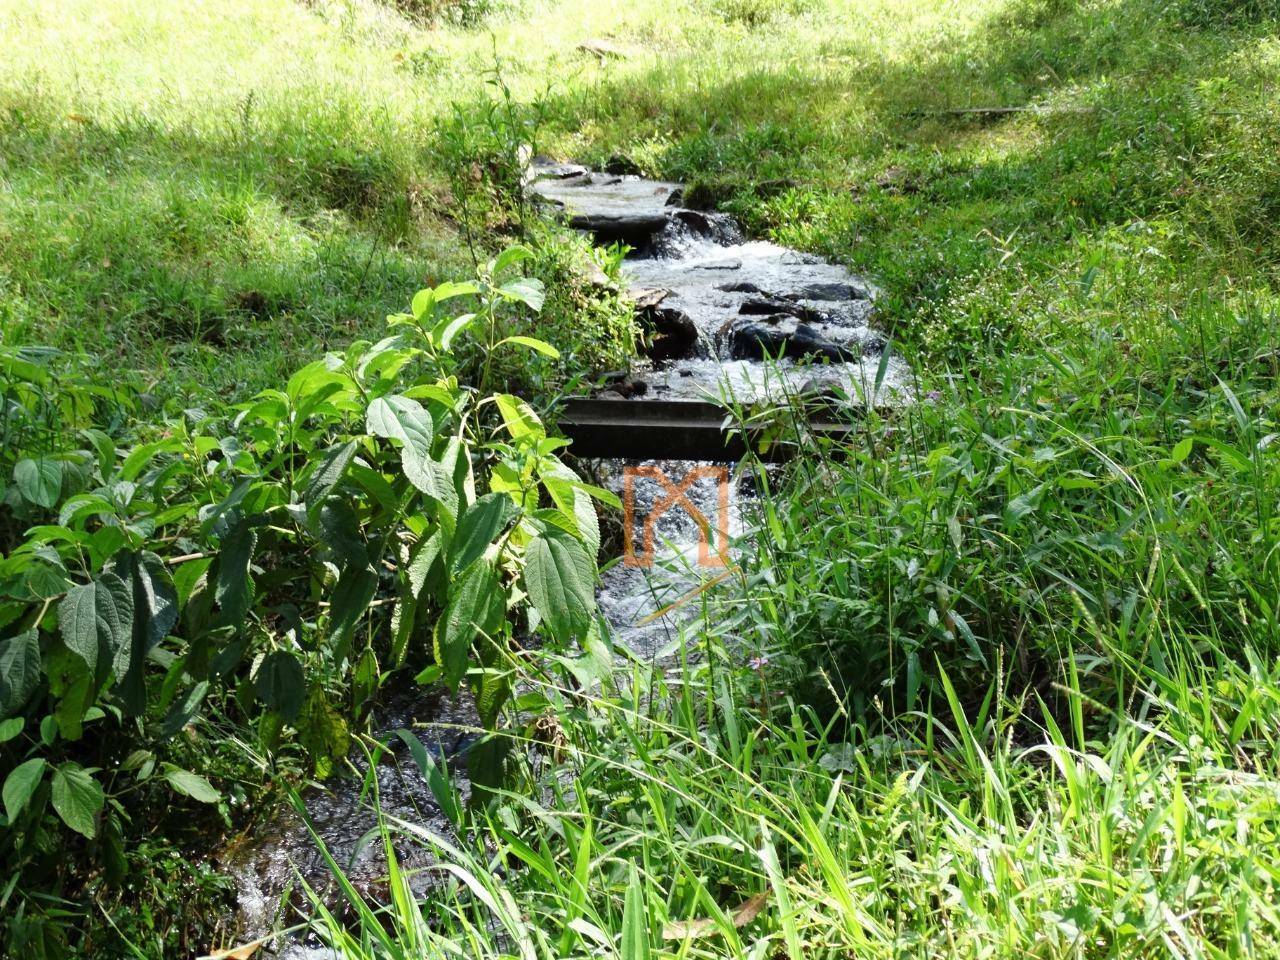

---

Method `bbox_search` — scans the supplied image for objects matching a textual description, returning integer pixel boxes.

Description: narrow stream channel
[224,163,904,953]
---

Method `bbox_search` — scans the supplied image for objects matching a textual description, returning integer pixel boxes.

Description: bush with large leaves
[0,246,610,945]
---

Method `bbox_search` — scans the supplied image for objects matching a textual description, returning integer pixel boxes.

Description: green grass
[4,0,1280,955]
[0,0,460,398]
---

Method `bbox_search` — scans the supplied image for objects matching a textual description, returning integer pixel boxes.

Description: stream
[223,163,904,954]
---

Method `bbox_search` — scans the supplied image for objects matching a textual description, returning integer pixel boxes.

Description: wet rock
[642,306,702,361]
[728,316,861,363]
[528,160,589,181]
[630,287,670,310]
[604,153,642,174]
[738,295,828,325]
[698,258,741,271]
[528,167,681,245]
[596,372,651,399]
[671,209,743,244]
[791,279,875,301]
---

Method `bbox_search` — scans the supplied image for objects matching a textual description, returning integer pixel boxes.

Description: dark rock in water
[792,279,875,301]
[671,209,743,244]
[574,211,671,245]
[646,208,744,257]
[642,306,702,361]
[698,258,741,271]
[718,280,763,294]
[604,154,642,175]
[738,295,828,325]
[728,316,862,363]
[597,371,650,398]
[528,160,589,180]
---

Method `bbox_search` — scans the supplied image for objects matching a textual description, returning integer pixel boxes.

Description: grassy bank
[3,0,1280,956]
[287,0,1280,955]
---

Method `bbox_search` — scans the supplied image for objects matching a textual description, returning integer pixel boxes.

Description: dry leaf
[198,937,268,960]
[662,891,770,941]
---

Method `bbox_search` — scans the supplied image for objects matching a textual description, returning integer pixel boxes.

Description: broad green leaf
[348,462,400,517]
[3,757,45,821]
[403,447,459,518]
[215,522,257,627]
[357,335,416,383]
[59,573,133,682]
[51,763,104,839]
[366,395,434,460]
[491,244,534,275]
[0,630,41,718]
[1005,483,1046,522]
[495,335,560,359]
[497,276,546,312]
[157,680,209,737]
[14,457,63,509]
[53,668,95,741]
[0,717,23,743]
[326,565,378,651]
[119,437,182,483]
[18,559,72,601]
[304,441,357,510]
[494,394,543,441]
[450,493,518,574]
[543,467,601,557]
[525,527,596,643]
[435,560,503,689]
[466,734,511,804]
[433,312,478,352]
[474,664,511,730]
[411,281,478,320]
[317,499,368,569]
[407,529,446,602]
[163,766,220,804]
[390,580,417,668]
[1170,437,1194,464]
[255,651,305,721]
[299,691,350,779]
[286,359,348,408]
[108,551,179,715]
[352,647,379,709]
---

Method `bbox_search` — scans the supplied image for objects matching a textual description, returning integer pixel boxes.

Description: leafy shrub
[0,247,609,954]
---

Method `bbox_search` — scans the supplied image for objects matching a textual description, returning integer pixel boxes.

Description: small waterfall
[223,165,906,950]
[647,209,745,258]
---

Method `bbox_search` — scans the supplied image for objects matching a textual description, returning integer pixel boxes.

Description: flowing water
[224,163,898,954]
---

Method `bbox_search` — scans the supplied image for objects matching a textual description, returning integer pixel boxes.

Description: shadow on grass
[0,84,454,394]
[514,0,1278,323]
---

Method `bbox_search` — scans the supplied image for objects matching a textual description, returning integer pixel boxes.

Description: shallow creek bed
[222,162,903,955]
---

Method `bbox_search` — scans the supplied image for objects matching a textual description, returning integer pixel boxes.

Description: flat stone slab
[529,166,683,244]
[529,161,909,403]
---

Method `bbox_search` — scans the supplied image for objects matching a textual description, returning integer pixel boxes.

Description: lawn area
[2,0,1280,956]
